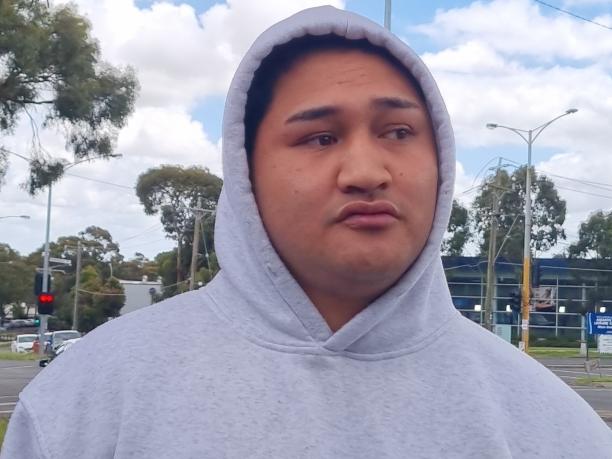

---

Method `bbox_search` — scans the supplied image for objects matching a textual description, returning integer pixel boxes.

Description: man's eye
[382,128,413,140]
[303,134,337,147]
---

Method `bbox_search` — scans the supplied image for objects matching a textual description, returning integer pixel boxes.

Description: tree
[568,210,612,259]
[114,253,159,281]
[473,166,566,260]
[442,200,471,256]
[0,243,35,320]
[136,165,222,285]
[75,265,124,332]
[0,0,138,193]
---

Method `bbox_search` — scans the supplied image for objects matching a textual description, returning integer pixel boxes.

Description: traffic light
[509,290,521,312]
[33,316,40,327]
[34,272,52,295]
[37,293,55,315]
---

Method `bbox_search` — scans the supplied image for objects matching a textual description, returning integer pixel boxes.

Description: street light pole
[37,154,122,352]
[486,109,577,353]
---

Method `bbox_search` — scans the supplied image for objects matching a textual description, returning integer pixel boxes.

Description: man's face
[251,49,438,299]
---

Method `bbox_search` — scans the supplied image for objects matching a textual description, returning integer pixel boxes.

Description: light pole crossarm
[487,124,530,143]
[531,110,577,142]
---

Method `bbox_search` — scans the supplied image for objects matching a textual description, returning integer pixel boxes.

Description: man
[2,6,611,458]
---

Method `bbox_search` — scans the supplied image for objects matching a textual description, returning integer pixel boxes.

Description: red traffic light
[38,293,54,303]
[37,293,55,315]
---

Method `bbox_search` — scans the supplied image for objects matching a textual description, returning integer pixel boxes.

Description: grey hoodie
[2,6,611,459]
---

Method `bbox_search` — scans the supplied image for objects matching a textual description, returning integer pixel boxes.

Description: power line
[64,172,134,190]
[534,0,612,31]
[78,288,124,296]
[120,238,169,251]
[118,223,163,243]
[555,185,612,200]
[542,172,612,191]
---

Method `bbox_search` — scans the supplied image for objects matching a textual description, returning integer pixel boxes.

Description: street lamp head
[486,123,498,129]
[19,215,30,220]
[109,153,123,159]
[566,108,578,114]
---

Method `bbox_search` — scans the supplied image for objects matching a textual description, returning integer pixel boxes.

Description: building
[443,256,612,343]
[118,276,162,316]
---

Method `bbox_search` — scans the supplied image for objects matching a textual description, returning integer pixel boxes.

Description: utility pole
[189,198,203,291]
[384,0,392,30]
[72,241,82,331]
[484,158,503,331]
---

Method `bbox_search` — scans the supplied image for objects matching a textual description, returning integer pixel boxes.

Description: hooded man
[2,6,611,459]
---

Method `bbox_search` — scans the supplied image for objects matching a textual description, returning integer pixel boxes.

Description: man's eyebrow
[371,97,421,110]
[285,106,338,124]
[284,98,421,125]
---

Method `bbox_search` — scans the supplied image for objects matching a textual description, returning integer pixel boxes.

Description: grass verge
[574,376,612,387]
[528,347,604,358]
[0,417,8,450]
[0,351,39,361]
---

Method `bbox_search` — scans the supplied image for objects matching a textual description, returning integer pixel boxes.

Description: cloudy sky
[1,0,611,260]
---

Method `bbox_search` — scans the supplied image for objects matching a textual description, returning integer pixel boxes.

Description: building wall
[118,281,162,316]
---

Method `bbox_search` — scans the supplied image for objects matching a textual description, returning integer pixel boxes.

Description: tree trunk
[177,239,183,283]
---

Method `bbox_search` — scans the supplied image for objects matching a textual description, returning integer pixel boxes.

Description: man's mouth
[336,201,400,230]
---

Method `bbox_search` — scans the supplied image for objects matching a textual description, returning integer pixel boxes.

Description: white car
[49,330,81,351]
[11,334,38,353]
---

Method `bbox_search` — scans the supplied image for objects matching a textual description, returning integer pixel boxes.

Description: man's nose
[336,135,392,194]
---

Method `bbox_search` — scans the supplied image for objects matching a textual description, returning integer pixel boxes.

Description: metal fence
[456,309,585,342]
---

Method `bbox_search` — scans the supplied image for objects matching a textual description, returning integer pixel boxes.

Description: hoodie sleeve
[1,400,49,459]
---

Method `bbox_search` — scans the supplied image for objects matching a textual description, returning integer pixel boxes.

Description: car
[10,334,38,353]
[49,330,81,351]
[39,338,81,367]
[6,319,28,329]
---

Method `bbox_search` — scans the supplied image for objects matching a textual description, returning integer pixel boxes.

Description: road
[538,357,612,428]
[0,357,611,429]
[0,360,41,417]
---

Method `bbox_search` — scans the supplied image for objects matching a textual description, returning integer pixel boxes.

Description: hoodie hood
[210,5,458,357]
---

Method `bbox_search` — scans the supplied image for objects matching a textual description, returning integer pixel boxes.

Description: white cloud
[454,161,477,207]
[2,0,345,257]
[413,0,612,63]
[410,0,612,251]
[1,105,220,257]
[51,0,345,108]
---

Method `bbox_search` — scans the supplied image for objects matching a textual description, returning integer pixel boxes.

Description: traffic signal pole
[38,184,53,356]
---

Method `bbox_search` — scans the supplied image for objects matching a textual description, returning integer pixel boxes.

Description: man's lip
[336,201,400,223]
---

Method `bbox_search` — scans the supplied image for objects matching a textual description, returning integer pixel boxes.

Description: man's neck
[305,288,374,332]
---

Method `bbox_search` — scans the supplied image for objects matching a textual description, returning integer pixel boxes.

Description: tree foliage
[442,200,471,256]
[568,210,612,259]
[136,165,222,283]
[473,166,566,260]
[0,243,35,320]
[0,0,138,193]
[114,252,158,281]
[76,265,124,332]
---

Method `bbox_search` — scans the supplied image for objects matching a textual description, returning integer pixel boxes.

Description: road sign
[587,313,612,335]
[598,335,612,354]
[49,257,72,266]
